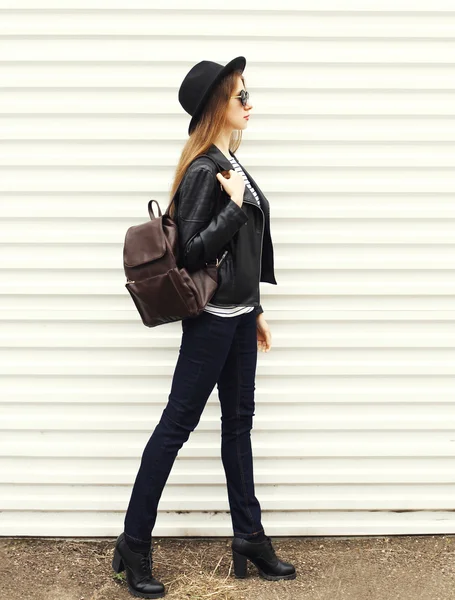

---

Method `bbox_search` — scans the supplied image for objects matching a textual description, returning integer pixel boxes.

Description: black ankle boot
[112,532,165,598]
[232,535,296,581]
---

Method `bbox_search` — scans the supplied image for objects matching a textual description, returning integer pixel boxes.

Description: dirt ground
[1,534,454,600]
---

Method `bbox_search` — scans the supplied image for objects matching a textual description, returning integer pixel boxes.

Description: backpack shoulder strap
[166,153,224,218]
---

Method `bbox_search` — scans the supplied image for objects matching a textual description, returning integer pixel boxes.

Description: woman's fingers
[257,335,271,352]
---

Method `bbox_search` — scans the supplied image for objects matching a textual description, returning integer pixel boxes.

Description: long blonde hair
[166,70,246,220]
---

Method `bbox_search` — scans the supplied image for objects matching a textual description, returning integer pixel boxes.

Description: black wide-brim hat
[178,56,246,136]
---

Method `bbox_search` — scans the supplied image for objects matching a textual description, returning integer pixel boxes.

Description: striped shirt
[203,155,261,318]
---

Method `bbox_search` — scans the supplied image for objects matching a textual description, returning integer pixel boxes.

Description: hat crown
[178,60,223,117]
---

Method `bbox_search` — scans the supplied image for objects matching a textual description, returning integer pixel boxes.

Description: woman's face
[225,77,253,130]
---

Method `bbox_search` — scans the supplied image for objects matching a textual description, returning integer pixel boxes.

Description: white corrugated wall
[2,1,455,538]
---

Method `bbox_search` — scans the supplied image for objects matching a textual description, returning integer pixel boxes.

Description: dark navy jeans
[123,309,264,550]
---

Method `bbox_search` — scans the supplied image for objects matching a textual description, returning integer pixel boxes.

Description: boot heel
[112,548,125,573]
[232,550,248,578]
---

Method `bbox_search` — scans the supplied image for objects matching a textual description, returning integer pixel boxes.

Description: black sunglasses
[230,89,250,107]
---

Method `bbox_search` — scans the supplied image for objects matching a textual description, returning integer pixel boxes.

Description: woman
[112,56,296,599]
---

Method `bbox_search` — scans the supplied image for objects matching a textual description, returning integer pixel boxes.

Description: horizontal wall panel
[1,375,455,404]
[3,509,455,538]
[5,38,455,63]
[3,431,455,458]
[5,88,455,113]
[2,456,455,484]
[4,117,455,141]
[2,1,455,10]
[4,10,455,38]
[3,483,455,511]
[3,65,455,90]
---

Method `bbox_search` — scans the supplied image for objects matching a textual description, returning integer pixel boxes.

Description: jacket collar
[204,143,235,171]
[204,143,270,215]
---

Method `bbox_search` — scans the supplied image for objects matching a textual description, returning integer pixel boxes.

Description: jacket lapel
[205,144,270,214]
[231,155,270,216]
[205,143,234,172]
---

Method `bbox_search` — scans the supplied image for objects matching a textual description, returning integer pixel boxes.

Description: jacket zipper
[242,196,264,304]
[233,155,271,292]
[257,205,265,303]
[216,249,228,268]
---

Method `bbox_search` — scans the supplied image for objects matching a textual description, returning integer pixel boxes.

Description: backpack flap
[124,220,166,268]
[123,219,175,284]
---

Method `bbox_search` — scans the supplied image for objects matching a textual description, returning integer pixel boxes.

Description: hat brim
[188,55,246,136]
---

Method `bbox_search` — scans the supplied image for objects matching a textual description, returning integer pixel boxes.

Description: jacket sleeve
[254,304,264,317]
[177,164,249,273]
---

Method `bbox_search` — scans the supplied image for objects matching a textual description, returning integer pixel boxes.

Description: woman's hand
[216,169,245,206]
[256,313,272,352]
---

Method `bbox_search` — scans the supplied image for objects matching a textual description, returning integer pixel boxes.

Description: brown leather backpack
[123,155,228,328]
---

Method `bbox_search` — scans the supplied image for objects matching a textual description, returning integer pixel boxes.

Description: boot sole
[257,568,297,581]
[126,585,165,599]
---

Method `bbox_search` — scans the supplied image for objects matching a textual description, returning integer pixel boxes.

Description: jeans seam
[124,432,168,542]
[234,528,264,536]
[235,334,256,533]
[124,532,151,544]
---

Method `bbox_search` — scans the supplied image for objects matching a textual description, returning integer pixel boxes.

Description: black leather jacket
[173,143,277,316]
